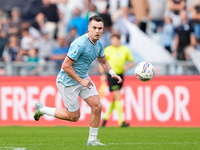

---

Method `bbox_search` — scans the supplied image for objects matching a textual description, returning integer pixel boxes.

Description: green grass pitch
[0,126,200,150]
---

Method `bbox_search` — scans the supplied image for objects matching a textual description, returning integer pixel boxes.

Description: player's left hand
[111,74,122,83]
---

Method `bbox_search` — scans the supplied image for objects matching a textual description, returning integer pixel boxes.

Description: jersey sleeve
[67,43,84,61]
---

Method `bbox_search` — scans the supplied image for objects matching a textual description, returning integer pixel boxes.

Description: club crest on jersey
[70,104,75,109]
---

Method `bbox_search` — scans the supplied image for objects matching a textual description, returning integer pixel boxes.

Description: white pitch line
[0,147,26,150]
[108,142,197,145]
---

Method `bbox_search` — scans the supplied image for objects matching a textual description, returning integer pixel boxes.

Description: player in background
[99,32,134,127]
[33,15,122,146]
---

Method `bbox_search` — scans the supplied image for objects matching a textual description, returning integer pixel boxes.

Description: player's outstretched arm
[97,57,122,83]
[97,57,112,73]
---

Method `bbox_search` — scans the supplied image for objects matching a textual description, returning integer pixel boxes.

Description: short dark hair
[89,15,104,24]
[111,32,121,39]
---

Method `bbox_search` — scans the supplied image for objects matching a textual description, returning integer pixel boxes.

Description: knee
[92,103,102,115]
[69,114,80,122]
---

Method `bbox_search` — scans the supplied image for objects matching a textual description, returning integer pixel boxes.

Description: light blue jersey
[57,34,105,87]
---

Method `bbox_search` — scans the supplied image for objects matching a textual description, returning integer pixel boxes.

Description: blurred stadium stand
[0,60,198,76]
[0,0,27,11]
[0,0,199,76]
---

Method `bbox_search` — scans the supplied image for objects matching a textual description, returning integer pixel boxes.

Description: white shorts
[57,81,99,112]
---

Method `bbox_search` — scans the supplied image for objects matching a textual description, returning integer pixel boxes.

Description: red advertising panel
[0,76,200,127]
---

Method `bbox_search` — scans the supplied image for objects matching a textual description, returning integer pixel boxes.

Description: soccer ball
[135,62,155,82]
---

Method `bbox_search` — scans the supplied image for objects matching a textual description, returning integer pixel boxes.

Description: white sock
[40,107,56,117]
[88,126,98,142]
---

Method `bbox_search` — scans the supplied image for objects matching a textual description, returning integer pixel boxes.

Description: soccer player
[33,15,122,146]
[100,32,134,127]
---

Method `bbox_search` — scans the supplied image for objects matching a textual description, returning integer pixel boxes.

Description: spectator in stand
[21,0,43,23]
[36,0,60,39]
[49,0,89,38]
[66,7,89,36]
[148,0,167,33]
[0,30,8,61]
[99,4,113,47]
[99,3,113,47]
[3,35,20,62]
[34,28,59,61]
[173,10,196,60]
[0,10,9,61]
[0,10,9,36]
[66,26,79,46]
[112,6,136,45]
[92,0,108,14]
[50,0,68,26]
[7,7,22,36]
[27,47,39,75]
[50,37,69,73]
[188,0,200,42]
[130,0,150,33]
[50,0,67,38]
[20,22,41,42]
[160,16,174,53]
[99,4,112,31]
[0,30,8,75]
[18,26,34,61]
[108,0,129,22]
[50,0,87,26]
[166,0,186,28]
[82,2,98,21]
[108,0,120,16]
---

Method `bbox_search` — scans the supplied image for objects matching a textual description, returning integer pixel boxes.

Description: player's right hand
[111,74,122,83]
[79,78,94,89]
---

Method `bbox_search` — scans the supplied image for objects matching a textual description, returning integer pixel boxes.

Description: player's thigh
[79,81,100,108]
[84,95,101,109]
[79,80,99,99]
[57,82,81,112]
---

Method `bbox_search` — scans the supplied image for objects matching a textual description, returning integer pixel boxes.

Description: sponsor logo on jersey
[71,49,78,58]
